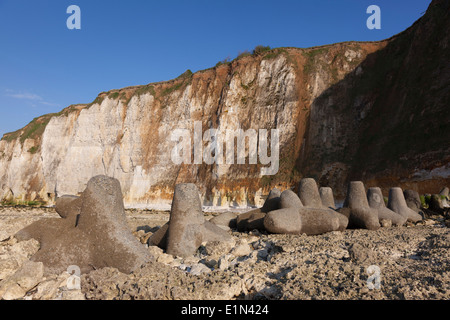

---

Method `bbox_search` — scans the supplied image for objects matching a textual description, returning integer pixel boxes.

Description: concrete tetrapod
[298,178,323,208]
[299,179,348,231]
[264,188,341,235]
[341,181,380,230]
[387,187,423,223]
[166,183,231,258]
[236,188,281,232]
[319,187,336,209]
[15,175,153,275]
[367,187,407,226]
[403,189,422,213]
[167,183,231,257]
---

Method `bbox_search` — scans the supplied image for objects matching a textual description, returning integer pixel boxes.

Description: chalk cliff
[1,0,449,207]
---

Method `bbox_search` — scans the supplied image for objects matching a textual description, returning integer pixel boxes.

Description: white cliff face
[0,54,300,208]
[0,44,397,207]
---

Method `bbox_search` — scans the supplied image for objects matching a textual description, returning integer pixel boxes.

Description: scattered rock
[0,260,44,300]
[189,263,211,276]
[347,243,374,264]
[230,240,252,257]
[204,239,235,258]
[379,219,392,228]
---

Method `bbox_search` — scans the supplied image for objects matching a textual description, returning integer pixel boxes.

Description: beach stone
[380,218,392,228]
[15,175,153,275]
[230,240,252,257]
[439,187,449,198]
[0,260,44,300]
[166,183,232,258]
[387,187,423,223]
[279,189,303,209]
[343,181,380,230]
[403,189,422,212]
[319,187,336,209]
[367,187,407,226]
[348,243,374,264]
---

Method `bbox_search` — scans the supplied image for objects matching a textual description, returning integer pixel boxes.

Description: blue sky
[0,0,432,138]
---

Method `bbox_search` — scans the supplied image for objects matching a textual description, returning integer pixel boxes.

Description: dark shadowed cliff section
[300,0,450,198]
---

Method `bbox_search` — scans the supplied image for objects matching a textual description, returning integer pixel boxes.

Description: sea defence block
[342,181,380,230]
[236,188,281,232]
[15,175,153,275]
[280,189,303,209]
[387,187,423,223]
[299,179,348,231]
[319,187,336,209]
[166,183,231,258]
[264,180,342,235]
[298,178,323,208]
[367,187,407,226]
[403,189,422,213]
[264,206,339,236]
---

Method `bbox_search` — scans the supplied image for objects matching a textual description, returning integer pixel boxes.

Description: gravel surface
[0,206,449,300]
